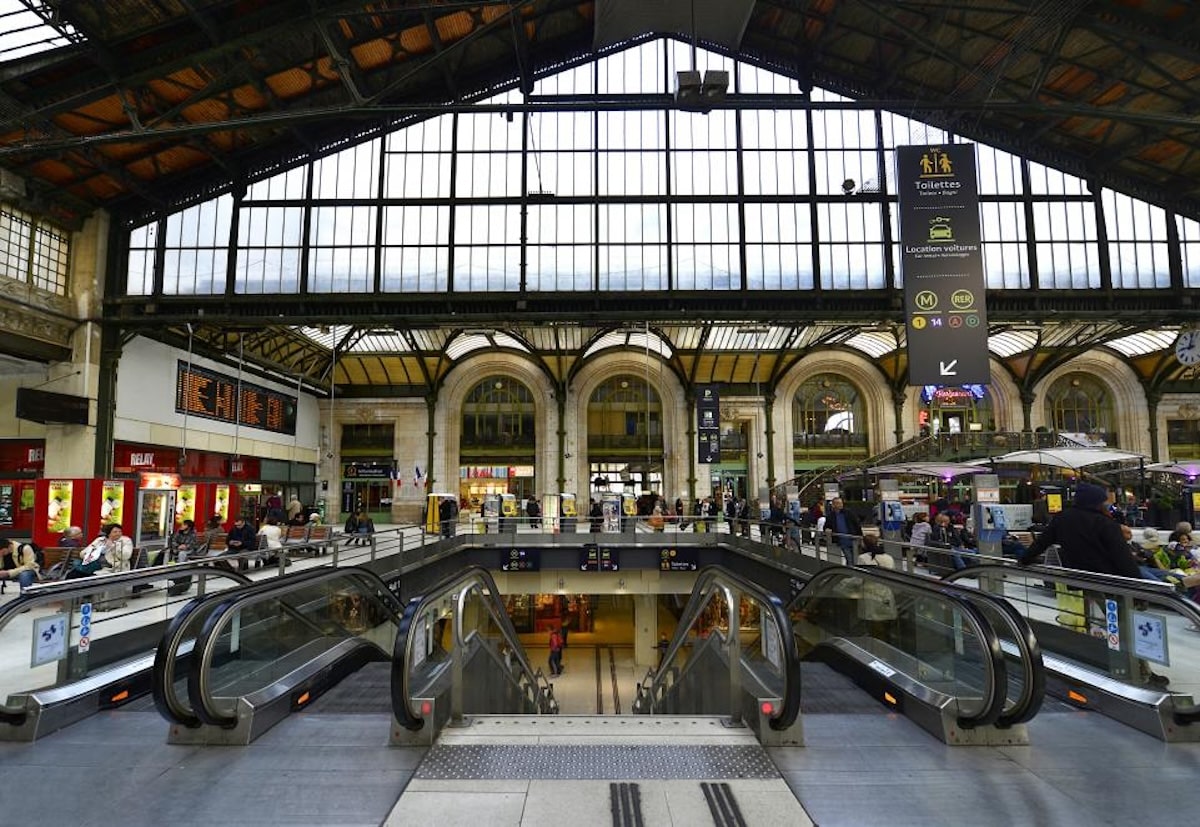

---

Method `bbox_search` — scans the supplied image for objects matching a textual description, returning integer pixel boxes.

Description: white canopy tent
[977,448,1148,471]
[868,462,988,479]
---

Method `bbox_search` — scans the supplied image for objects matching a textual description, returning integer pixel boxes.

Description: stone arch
[436,355,557,493]
[1033,353,1147,454]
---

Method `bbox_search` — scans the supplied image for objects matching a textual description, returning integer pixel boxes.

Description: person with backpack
[0,538,41,591]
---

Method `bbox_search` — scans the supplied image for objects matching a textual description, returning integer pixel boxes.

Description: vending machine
[135,472,181,547]
[560,492,578,534]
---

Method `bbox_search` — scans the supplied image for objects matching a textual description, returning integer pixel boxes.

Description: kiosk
[425,492,458,537]
[560,492,578,534]
[500,492,518,533]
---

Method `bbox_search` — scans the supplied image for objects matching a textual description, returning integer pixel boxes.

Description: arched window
[587,375,664,496]
[1045,374,1116,446]
[792,375,868,459]
[461,376,535,450]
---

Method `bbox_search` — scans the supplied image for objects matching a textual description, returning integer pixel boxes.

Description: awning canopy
[868,462,988,479]
[980,448,1147,471]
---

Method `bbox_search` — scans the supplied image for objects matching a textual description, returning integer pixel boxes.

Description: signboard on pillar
[897,144,989,386]
[697,385,720,464]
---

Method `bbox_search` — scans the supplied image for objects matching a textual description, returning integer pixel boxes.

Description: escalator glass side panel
[789,568,998,723]
[0,566,251,719]
[192,569,401,724]
[638,566,801,729]
[947,564,1200,700]
[393,566,550,731]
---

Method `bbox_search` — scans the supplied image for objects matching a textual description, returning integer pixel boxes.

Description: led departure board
[175,361,297,436]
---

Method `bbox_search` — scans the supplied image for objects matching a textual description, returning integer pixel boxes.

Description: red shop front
[0,439,44,537]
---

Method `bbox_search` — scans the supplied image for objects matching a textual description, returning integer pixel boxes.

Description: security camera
[325,451,334,459]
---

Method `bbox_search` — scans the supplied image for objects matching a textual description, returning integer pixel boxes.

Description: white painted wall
[114,336,320,462]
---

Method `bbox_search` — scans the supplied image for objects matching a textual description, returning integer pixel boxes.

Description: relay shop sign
[897,144,989,385]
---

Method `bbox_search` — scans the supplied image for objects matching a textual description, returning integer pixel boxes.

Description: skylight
[0,1,83,63]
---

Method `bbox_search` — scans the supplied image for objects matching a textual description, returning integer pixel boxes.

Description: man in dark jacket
[828,497,863,566]
[1020,483,1141,578]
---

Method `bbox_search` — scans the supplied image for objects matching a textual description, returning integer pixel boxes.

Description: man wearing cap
[1021,483,1142,578]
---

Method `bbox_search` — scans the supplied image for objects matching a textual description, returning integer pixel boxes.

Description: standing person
[827,497,863,566]
[286,497,304,526]
[908,512,932,564]
[674,498,685,529]
[656,633,670,670]
[527,497,541,529]
[1021,483,1143,578]
[438,496,457,538]
[589,499,603,533]
[548,628,564,676]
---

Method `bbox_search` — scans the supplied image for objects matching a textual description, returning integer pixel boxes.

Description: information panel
[897,144,989,385]
[697,385,720,464]
[579,545,620,572]
[175,361,297,436]
[658,547,698,572]
[501,548,541,572]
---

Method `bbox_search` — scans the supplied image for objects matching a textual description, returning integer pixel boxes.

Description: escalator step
[610,782,643,827]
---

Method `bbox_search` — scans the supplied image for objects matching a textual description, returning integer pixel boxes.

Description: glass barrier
[0,565,251,724]
[945,563,1200,699]
[153,567,345,726]
[189,567,402,727]
[393,566,553,733]
[635,566,800,732]
[788,566,1006,728]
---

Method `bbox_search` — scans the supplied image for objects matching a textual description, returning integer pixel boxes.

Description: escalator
[155,566,404,744]
[0,564,253,741]
[784,564,1043,744]
[631,566,803,745]
[390,565,557,744]
[944,562,1200,741]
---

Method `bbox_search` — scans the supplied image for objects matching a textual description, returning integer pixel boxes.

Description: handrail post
[727,586,743,725]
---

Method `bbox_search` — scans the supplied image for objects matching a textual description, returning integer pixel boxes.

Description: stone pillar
[632,588,660,670]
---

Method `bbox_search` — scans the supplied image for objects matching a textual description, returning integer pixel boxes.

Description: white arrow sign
[939,360,958,376]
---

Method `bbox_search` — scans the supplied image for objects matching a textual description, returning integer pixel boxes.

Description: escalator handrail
[644,564,802,732]
[943,560,1182,599]
[1,564,253,720]
[187,566,403,728]
[792,566,1010,730]
[152,566,351,726]
[391,565,544,732]
[0,562,254,628]
[862,565,1045,726]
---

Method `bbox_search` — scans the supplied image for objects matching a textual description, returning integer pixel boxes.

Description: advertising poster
[214,485,230,522]
[46,480,73,533]
[0,483,12,527]
[176,484,197,525]
[100,481,125,525]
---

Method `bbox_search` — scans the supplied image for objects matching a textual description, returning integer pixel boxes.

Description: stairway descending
[384,716,814,827]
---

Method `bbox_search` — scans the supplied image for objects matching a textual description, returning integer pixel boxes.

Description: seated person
[224,516,258,569]
[0,538,41,591]
[343,510,374,546]
[257,516,284,566]
[68,524,133,578]
[59,526,85,548]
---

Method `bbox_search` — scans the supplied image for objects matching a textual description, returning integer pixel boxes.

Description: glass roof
[0,1,82,63]
[988,330,1039,358]
[1106,329,1180,357]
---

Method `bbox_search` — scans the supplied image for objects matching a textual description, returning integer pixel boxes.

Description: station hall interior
[4,1,1200,826]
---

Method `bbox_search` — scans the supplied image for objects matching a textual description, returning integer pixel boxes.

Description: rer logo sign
[896,144,990,386]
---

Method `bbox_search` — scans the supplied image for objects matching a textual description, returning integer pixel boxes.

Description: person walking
[548,628,564,676]
[1021,483,1142,577]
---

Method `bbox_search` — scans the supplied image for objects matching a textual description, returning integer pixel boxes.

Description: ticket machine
[500,492,518,533]
[560,492,578,534]
[620,493,637,533]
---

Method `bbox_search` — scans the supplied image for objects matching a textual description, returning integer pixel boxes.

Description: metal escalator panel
[943,563,1200,741]
[634,566,801,738]
[190,567,403,728]
[869,567,1044,727]
[393,566,552,736]
[0,564,252,740]
[788,567,1006,731]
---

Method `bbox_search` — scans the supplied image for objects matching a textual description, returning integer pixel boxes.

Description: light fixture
[675,70,728,113]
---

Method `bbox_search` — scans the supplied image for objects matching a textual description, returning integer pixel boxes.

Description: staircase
[774,430,1081,506]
